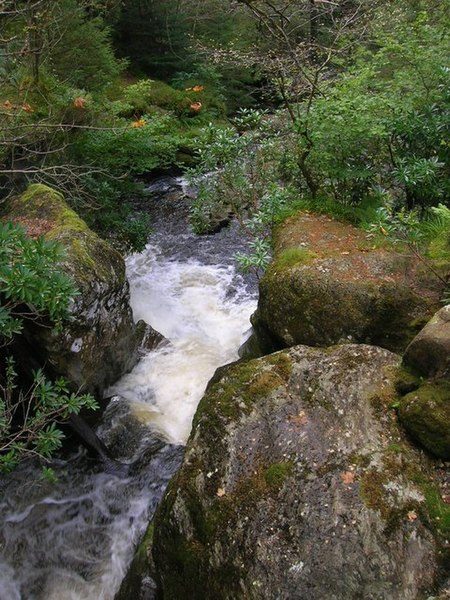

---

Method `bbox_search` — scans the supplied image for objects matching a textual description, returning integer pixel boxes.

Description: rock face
[252,213,441,354]
[153,344,444,600]
[6,184,146,395]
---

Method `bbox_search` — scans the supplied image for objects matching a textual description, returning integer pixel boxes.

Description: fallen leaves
[341,471,355,485]
[289,411,308,426]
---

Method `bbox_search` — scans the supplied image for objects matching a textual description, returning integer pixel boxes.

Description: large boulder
[153,344,448,600]
[252,213,442,354]
[5,184,147,396]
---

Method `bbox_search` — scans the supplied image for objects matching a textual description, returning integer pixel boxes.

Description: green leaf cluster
[0,360,98,473]
[0,222,77,340]
[0,221,99,471]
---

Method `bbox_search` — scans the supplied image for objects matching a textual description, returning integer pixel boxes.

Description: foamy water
[108,248,256,443]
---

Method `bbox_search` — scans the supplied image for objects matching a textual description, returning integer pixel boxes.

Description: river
[0,177,257,600]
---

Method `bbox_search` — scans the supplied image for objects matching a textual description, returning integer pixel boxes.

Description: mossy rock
[7,183,126,285]
[154,344,445,600]
[4,184,145,396]
[403,305,450,380]
[115,523,157,600]
[399,381,450,459]
[252,212,441,354]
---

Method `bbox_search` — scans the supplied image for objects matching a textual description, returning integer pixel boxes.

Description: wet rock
[252,212,442,354]
[5,184,147,396]
[153,344,446,600]
[139,322,167,352]
[403,304,450,379]
[115,523,158,600]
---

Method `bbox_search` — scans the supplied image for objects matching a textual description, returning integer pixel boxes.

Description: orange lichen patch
[341,471,356,485]
[272,211,444,300]
[274,213,370,257]
[190,101,202,112]
[9,217,54,238]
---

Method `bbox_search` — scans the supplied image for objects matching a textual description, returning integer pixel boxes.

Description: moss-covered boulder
[5,184,147,395]
[403,304,450,379]
[252,212,441,353]
[398,382,450,459]
[153,344,448,600]
[396,305,450,459]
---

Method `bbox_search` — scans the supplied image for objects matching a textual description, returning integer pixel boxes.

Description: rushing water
[0,177,257,600]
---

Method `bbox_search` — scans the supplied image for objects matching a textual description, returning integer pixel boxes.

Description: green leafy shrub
[304,13,450,210]
[0,359,98,473]
[0,222,77,338]
[0,221,98,471]
[73,114,182,175]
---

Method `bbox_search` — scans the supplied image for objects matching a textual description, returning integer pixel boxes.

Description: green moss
[399,381,450,459]
[359,468,418,532]
[193,357,288,436]
[386,442,403,454]
[419,479,450,537]
[275,248,318,269]
[369,381,400,415]
[7,184,125,285]
[264,462,294,491]
[154,474,243,599]
[267,352,292,381]
[394,365,422,396]
[248,370,284,399]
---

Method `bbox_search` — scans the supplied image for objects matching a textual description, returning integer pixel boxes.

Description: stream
[0,177,258,600]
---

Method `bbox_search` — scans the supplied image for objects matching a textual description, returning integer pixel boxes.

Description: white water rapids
[108,248,256,444]
[0,179,257,600]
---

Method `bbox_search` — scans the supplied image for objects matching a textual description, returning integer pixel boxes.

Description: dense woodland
[0,0,449,470]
